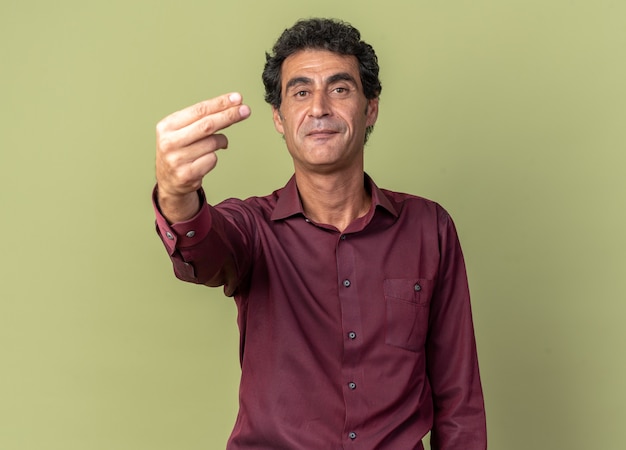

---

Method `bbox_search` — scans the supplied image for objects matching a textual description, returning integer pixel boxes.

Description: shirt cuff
[152,185,212,255]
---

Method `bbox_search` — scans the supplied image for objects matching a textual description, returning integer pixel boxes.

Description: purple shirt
[153,175,486,449]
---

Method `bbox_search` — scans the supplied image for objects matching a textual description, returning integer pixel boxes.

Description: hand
[155,93,251,222]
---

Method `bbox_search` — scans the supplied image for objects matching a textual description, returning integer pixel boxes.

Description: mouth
[306,129,339,138]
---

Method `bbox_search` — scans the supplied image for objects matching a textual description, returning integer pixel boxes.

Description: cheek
[282,110,306,135]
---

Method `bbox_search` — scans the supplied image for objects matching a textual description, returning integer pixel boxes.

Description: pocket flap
[384,278,434,305]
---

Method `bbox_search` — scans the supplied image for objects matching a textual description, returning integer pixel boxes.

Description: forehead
[281,49,361,85]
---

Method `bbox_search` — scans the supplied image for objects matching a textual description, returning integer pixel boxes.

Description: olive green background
[1,0,625,448]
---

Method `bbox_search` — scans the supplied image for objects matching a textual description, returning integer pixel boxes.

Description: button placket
[336,234,364,442]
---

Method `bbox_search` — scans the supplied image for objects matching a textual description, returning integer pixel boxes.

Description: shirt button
[340,234,347,240]
[186,230,196,238]
[414,283,422,292]
[348,432,357,440]
[348,382,357,390]
[348,331,357,340]
[343,279,351,287]
[165,231,174,240]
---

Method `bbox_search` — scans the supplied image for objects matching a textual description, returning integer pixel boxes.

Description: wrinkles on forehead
[280,50,362,96]
[285,73,358,91]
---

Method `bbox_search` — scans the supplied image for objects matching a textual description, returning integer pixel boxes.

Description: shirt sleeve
[426,206,487,449]
[152,185,252,296]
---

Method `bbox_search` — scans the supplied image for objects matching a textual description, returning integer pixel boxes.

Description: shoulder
[214,186,284,222]
[380,187,450,219]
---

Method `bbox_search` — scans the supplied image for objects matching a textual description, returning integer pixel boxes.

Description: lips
[307,129,338,136]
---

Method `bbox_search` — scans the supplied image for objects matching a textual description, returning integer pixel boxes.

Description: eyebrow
[285,76,313,91]
[327,72,358,86]
[285,72,359,91]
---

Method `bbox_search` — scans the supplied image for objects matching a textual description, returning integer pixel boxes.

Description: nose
[309,92,331,118]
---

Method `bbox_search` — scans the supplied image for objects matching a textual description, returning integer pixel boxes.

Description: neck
[295,169,371,232]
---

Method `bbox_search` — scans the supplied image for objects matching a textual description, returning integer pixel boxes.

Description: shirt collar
[270,173,398,221]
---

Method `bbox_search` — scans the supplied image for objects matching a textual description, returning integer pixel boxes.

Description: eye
[332,86,350,96]
[295,90,308,97]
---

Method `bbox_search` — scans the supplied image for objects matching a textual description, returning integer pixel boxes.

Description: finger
[160,101,250,150]
[175,134,229,165]
[190,150,220,179]
[160,92,246,132]
[156,143,222,195]
[168,150,222,191]
[157,133,228,182]
[176,103,250,147]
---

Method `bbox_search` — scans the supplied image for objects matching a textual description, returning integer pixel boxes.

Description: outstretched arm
[155,92,251,223]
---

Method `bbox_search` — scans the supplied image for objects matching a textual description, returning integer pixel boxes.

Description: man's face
[272,49,379,174]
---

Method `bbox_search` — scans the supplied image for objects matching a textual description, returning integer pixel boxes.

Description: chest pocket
[384,278,434,352]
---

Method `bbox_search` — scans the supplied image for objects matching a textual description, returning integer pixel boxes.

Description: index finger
[162,92,247,131]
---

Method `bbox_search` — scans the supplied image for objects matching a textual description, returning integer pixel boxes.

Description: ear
[365,97,379,128]
[272,107,285,134]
